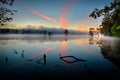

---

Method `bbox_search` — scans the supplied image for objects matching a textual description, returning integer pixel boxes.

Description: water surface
[0,34,120,80]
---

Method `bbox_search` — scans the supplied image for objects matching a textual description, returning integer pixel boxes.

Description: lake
[0,34,120,80]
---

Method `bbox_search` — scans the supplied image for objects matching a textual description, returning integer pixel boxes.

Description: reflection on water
[0,34,120,80]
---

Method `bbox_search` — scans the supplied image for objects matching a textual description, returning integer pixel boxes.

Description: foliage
[89,0,120,36]
[0,0,17,26]
[111,23,120,36]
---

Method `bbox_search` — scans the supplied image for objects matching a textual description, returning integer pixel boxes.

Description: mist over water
[0,34,120,80]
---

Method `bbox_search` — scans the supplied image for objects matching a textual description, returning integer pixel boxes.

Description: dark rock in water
[5,57,8,62]
[21,50,24,58]
[12,49,18,54]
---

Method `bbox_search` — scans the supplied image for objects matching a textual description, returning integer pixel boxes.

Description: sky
[1,0,113,32]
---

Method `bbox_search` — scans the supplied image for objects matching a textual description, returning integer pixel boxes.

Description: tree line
[0,28,52,34]
[0,28,85,35]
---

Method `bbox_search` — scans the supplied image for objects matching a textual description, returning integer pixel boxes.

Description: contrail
[29,8,58,24]
[59,0,80,28]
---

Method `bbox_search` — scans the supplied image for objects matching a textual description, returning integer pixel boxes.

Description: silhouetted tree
[43,30,47,35]
[48,32,50,35]
[64,29,69,36]
[0,0,17,26]
[89,31,94,36]
[89,0,120,36]
[89,28,94,36]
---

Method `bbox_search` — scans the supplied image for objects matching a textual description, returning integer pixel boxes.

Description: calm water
[0,34,120,80]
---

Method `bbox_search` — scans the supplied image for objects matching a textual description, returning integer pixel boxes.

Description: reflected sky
[0,34,120,79]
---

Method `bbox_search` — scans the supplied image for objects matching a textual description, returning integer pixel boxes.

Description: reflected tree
[48,32,52,39]
[88,37,102,46]
[91,37,120,68]
[100,39,120,67]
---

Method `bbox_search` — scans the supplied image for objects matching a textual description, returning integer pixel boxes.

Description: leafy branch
[0,0,17,26]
